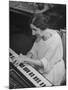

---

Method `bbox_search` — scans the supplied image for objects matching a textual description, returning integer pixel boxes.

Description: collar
[35,29,53,43]
[35,35,51,43]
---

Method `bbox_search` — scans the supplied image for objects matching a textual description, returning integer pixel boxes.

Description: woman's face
[30,24,41,36]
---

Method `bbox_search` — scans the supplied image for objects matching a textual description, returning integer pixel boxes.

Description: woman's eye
[32,29,36,31]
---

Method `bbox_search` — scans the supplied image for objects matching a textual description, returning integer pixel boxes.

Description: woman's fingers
[13,56,23,67]
[19,53,23,57]
[19,54,28,61]
[12,57,18,64]
[14,60,20,67]
[12,54,28,67]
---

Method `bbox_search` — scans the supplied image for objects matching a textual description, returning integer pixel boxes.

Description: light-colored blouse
[28,28,63,74]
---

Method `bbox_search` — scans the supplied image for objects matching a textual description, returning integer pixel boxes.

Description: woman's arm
[20,54,42,67]
[25,58,42,67]
[14,53,42,67]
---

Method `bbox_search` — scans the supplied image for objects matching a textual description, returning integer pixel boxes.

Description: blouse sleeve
[41,33,62,72]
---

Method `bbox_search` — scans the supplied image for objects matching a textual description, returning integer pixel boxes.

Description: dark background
[10,10,34,55]
[10,4,66,55]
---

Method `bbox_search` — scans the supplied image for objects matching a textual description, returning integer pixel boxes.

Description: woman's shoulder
[42,29,62,47]
[42,28,59,40]
[45,28,58,34]
[46,28,61,39]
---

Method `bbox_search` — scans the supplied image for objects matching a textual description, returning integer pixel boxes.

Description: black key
[33,76,41,83]
[40,82,45,87]
[23,67,30,73]
[19,63,25,68]
[9,53,12,57]
[42,84,46,87]
[29,72,35,77]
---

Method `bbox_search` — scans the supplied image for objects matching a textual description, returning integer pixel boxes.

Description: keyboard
[10,62,36,88]
[9,48,53,87]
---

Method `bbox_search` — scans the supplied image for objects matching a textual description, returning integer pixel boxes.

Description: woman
[15,14,65,86]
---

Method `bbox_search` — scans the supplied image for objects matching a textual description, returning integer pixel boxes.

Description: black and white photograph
[9,0,66,89]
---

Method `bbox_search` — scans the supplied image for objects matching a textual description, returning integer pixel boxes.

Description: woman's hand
[14,54,28,67]
[26,52,33,58]
[14,57,23,67]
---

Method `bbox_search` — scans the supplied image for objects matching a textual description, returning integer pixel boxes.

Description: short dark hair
[32,12,63,30]
[32,14,49,30]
